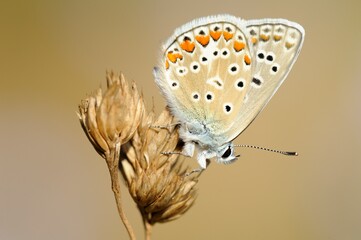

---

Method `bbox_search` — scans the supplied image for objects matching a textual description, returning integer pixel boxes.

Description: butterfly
[153,14,304,169]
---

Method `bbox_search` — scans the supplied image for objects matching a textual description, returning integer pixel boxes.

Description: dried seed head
[121,109,200,224]
[79,71,200,229]
[78,71,145,158]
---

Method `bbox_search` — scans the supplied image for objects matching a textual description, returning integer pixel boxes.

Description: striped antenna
[234,144,298,156]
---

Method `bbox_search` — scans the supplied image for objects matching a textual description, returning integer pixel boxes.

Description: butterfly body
[153,15,304,169]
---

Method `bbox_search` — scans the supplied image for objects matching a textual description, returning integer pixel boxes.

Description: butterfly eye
[221,146,232,158]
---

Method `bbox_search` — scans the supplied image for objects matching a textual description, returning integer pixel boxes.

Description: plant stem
[144,219,152,240]
[107,146,136,240]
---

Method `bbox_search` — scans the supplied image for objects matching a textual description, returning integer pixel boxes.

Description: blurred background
[1,0,360,239]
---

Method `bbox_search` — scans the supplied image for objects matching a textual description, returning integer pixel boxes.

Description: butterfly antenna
[234,144,298,156]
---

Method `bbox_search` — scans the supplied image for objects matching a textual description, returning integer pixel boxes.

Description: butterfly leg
[182,142,195,157]
[150,123,178,131]
[161,151,184,156]
[161,141,195,157]
[197,152,208,169]
[185,159,211,177]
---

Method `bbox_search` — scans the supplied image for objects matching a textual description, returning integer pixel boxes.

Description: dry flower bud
[121,109,200,224]
[78,71,145,158]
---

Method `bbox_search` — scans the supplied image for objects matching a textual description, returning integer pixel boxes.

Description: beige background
[1,0,360,239]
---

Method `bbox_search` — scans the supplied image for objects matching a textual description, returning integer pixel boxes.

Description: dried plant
[78,71,200,240]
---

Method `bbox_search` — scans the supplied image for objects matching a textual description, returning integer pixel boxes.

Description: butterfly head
[216,142,239,164]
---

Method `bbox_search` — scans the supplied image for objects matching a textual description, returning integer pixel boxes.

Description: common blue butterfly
[153,15,304,169]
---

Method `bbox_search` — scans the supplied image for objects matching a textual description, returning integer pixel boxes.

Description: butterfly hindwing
[226,19,305,141]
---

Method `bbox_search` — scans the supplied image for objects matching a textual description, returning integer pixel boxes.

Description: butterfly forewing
[155,16,254,136]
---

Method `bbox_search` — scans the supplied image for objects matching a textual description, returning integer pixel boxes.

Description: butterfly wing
[225,19,305,141]
[154,15,304,147]
[154,15,254,143]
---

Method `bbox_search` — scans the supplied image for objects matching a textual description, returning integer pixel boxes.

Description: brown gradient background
[1,0,360,239]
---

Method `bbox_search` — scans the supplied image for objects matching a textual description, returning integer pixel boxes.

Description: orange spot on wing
[244,54,251,65]
[273,35,282,41]
[165,60,169,70]
[180,40,195,53]
[233,41,245,52]
[223,31,233,41]
[167,51,183,63]
[260,34,270,41]
[251,37,258,44]
[195,35,210,47]
[285,42,295,49]
[210,31,221,41]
